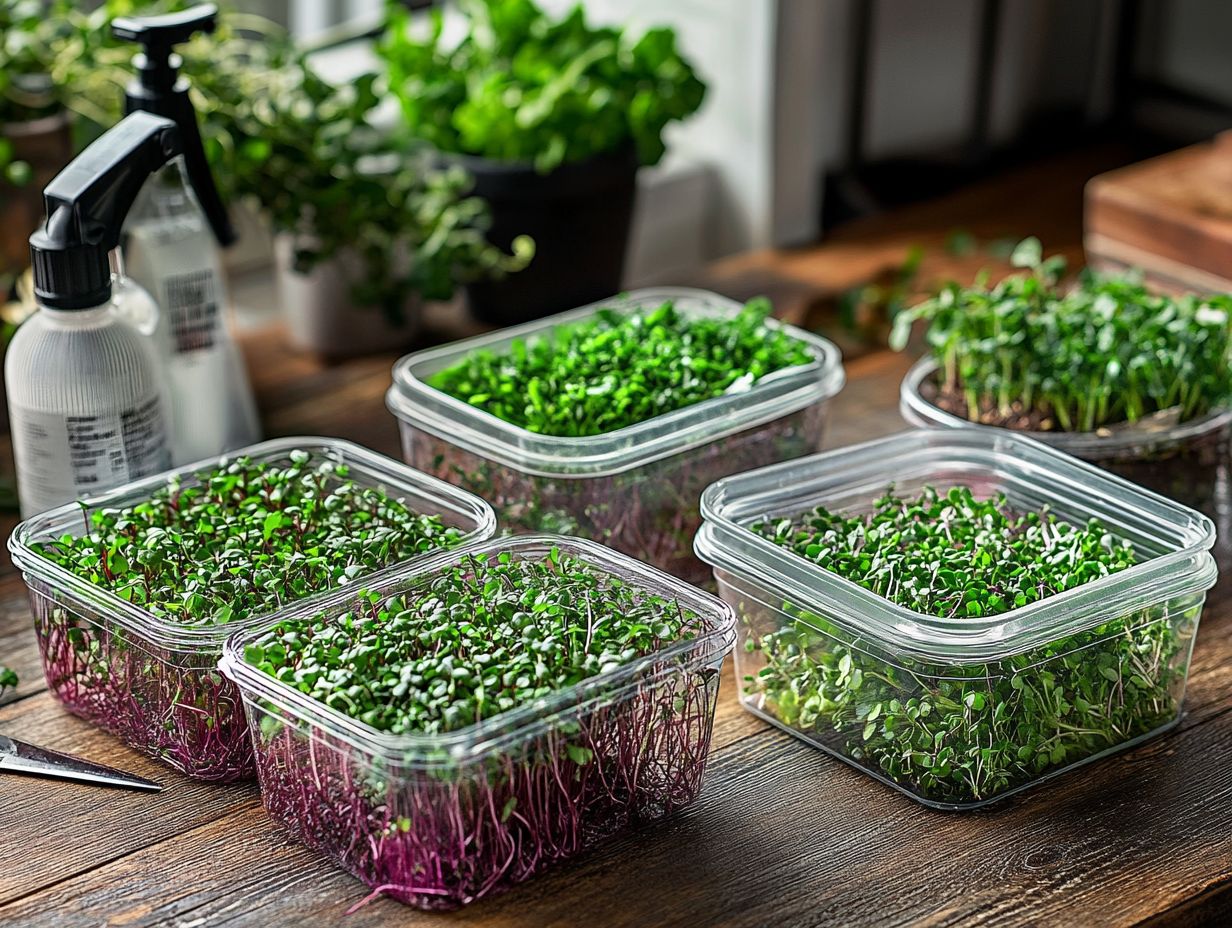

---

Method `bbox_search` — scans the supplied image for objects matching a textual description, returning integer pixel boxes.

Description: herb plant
[378,0,706,172]
[744,486,1196,805]
[26,449,474,781]
[239,544,725,909]
[430,298,814,437]
[891,238,1232,432]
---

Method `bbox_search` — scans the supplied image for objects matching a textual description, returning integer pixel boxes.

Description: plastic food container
[387,287,844,586]
[901,357,1232,549]
[220,534,736,910]
[695,429,1216,810]
[7,437,496,782]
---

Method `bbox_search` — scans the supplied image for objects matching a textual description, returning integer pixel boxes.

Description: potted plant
[378,0,707,324]
[220,535,735,910]
[892,238,1232,527]
[695,430,1218,809]
[0,0,78,272]
[76,6,530,358]
[388,288,844,586]
[8,439,496,780]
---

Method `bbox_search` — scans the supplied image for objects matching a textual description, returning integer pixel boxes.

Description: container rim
[386,287,845,478]
[218,534,737,765]
[695,428,1218,661]
[900,356,1232,457]
[7,436,498,651]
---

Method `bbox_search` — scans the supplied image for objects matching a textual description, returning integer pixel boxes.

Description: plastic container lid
[8,436,497,651]
[387,287,845,478]
[219,534,737,767]
[695,428,1218,663]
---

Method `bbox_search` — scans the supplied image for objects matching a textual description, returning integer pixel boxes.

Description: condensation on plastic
[386,287,845,584]
[694,429,1217,809]
[219,534,736,910]
[8,437,497,781]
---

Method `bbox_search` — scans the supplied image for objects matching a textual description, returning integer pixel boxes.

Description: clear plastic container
[219,535,736,909]
[695,429,1217,810]
[901,357,1232,550]
[7,437,496,782]
[387,287,844,586]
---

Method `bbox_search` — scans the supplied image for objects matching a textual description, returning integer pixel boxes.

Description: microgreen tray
[219,534,735,909]
[7,437,496,782]
[387,287,844,586]
[901,357,1232,553]
[695,429,1217,810]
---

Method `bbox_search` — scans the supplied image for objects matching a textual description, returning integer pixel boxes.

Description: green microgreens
[753,485,1137,619]
[0,665,16,698]
[245,548,698,736]
[33,451,468,627]
[891,237,1232,431]
[430,297,814,437]
[745,485,1191,805]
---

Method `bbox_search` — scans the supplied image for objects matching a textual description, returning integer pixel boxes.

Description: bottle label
[13,397,172,514]
[163,269,220,354]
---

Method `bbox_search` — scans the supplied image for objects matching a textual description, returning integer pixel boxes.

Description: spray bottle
[113,4,260,465]
[6,113,181,516]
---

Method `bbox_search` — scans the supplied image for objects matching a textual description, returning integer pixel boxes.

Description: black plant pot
[457,145,639,325]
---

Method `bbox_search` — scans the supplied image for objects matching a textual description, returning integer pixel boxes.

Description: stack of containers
[386,287,845,586]
[694,429,1217,809]
[8,438,496,781]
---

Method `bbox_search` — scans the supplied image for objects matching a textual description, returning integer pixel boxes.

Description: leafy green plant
[744,485,1195,805]
[378,0,706,172]
[0,664,16,698]
[891,238,1232,432]
[248,546,696,734]
[27,449,473,781]
[430,297,814,436]
[54,2,531,321]
[240,542,723,909]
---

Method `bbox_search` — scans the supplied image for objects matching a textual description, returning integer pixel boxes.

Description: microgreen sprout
[430,297,814,437]
[0,665,16,699]
[745,485,1196,805]
[27,449,472,781]
[241,545,724,908]
[892,238,1232,432]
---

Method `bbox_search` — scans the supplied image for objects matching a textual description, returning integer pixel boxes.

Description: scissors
[0,734,163,792]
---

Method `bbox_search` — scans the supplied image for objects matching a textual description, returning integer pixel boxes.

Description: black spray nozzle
[30,112,182,310]
[113,3,236,248]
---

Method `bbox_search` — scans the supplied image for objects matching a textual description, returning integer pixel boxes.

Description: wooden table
[4,148,1230,927]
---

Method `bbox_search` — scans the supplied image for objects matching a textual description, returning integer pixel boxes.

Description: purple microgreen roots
[429,298,814,437]
[34,450,468,627]
[246,548,699,735]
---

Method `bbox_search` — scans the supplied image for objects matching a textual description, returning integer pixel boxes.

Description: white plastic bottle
[113,5,260,466]
[9,111,181,517]
[7,294,171,517]
[124,157,259,464]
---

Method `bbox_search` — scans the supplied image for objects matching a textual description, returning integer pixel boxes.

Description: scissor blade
[0,736,163,792]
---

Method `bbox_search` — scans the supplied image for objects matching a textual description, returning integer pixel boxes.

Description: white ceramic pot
[273,235,421,358]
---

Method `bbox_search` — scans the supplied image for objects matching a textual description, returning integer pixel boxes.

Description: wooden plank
[0,695,258,905]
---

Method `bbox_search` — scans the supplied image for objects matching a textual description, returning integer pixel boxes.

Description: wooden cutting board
[1085,133,1232,295]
